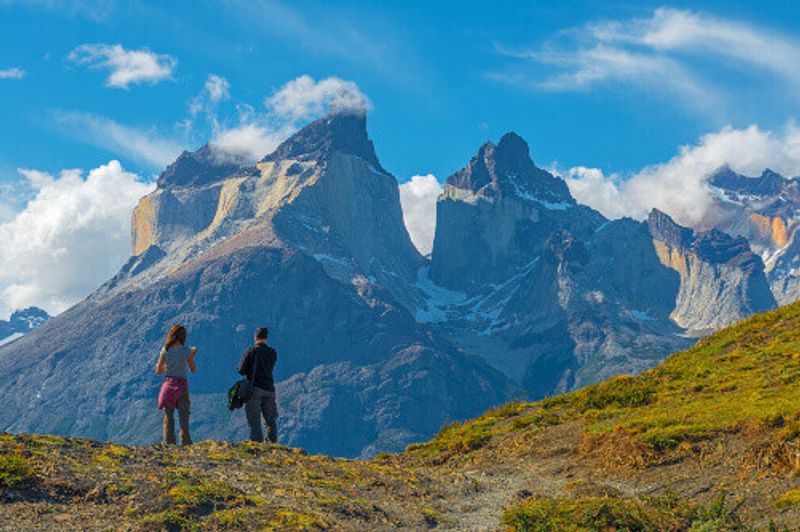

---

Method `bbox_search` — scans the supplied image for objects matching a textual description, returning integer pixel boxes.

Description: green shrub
[0,451,34,489]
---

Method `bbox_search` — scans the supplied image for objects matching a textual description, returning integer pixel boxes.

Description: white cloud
[189,74,230,118]
[603,8,800,85]
[0,161,155,317]
[561,123,800,227]
[208,75,369,164]
[54,74,369,170]
[52,111,185,169]
[210,123,288,165]
[495,8,800,107]
[399,174,443,255]
[68,43,176,89]
[0,67,25,80]
[266,75,372,122]
[17,168,56,189]
[0,200,15,224]
[204,74,230,103]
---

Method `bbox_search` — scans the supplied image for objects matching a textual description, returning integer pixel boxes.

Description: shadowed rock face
[647,209,776,333]
[263,111,385,173]
[157,144,248,189]
[0,112,514,458]
[703,167,800,304]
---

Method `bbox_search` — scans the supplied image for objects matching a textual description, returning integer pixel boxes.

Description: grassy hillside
[4,303,800,529]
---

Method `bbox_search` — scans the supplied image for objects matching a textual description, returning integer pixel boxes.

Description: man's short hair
[255,327,269,340]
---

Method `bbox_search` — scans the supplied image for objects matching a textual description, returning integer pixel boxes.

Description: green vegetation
[412,302,800,465]
[502,493,748,532]
[0,450,34,488]
[406,401,551,462]
[774,488,800,509]
[167,478,243,508]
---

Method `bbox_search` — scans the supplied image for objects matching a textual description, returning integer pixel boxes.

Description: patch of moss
[774,488,800,509]
[502,493,746,532]
[0,451,34,489]
[141,509,199,531]
[210,507,253,528]
[167,478,244,511]
[421,506,443,526]
[269,509,327,529]
[28,434,66,447]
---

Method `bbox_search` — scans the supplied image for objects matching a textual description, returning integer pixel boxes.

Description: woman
[155,324,196,445]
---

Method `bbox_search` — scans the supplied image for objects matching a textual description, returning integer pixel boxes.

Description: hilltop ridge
[3,302,800,529]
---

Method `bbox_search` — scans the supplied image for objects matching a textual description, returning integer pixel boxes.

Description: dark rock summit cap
[262,111,385,173]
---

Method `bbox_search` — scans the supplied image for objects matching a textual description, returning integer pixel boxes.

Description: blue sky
[4,0,800,317]
[2,0,800,182]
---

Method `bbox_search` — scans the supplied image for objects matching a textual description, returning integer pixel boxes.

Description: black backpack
[227,379,252,410]
[227,347,265,411]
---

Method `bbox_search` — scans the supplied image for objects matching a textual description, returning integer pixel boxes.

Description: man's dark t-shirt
[237,343,277,392]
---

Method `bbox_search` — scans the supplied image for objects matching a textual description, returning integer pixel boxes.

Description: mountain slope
[422,134,773,398]
[4,302,800,529]
[0,112,514,458]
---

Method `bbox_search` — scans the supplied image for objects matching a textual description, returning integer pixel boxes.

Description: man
[237,327,278,443]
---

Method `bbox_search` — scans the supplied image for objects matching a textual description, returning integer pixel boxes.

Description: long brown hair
[163,324,187,350]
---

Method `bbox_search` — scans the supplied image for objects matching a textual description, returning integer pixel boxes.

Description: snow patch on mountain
[415,267,466,323]
[507,173,572,210]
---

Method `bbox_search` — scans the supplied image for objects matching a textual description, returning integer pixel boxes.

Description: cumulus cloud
[52,111,185,169]
[266,75,371,122]
[494,8,800,107]
[561,123,800,227]
[208,75,369,164]
[210,122,289,165]
[0,67,25,80]
[0,200,15,224]
[399,174,443,255]
[0,161,154,318]
[68,43,176,89]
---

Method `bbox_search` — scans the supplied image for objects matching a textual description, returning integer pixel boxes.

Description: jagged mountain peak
[446,132,573,205]
[647,208,692,248]
[157,143,249,189]
[495,131,531,167]
[0,306,50,345]
[709,166,788,197]
[9,306,50,326]
[262,111,385,173]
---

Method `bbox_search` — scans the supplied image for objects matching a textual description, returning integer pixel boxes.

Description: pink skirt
[158,376,188,410]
